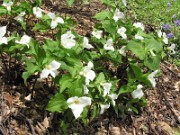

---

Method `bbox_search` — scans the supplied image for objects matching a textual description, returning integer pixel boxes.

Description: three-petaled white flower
[135,33,144,40]
[33,7,43,18]
[0,26,7,45]
[15,35,31,48]
[100,103,110,114]
[113,9,124,22]
[61,31,76,49]
[40,60,61,79]
[148,70,158,87]
[118,46,126,56]
[92,30,103,39]
[133,22,145,31]
[67,96,91,119]
[101,82,112,97]
[82,37,94,49]
[48,12,64,29]
[104,38,114,51]
[14,12,26,22]
[157,30,168,44]
[109,93,118,106]
[80,61,96,84]
[131,84,144,99]
[2,1,13,11]
[167,43,176,54]
[117,27,127,39]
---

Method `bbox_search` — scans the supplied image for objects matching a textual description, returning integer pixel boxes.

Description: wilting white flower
[148,70,158,87]
[113,9,124,22]
[104,38,114,51]
[167,43,176,54]
[82,37,94,49]
[14,12,26,22]
[131,84,144,99]
[117,27,127,39]
[48,12,64,29]
[133,22,145,31]
[100,103,110,114]
[67,96,91,119]
[135,33,144,40]
[33,7,43,18]
[61,31,76,49]
[157,30,168,44]
[2,1,13,11]
[40,60,61,79]
[15,35,31,48]
[101,82,112,97]
[118,46,126,56]
[122,0,127,7]
[92,30,103,39]
[80,61,96,82]
[0,26,7,45]
[109,93,118,106]
[83,85,89,95]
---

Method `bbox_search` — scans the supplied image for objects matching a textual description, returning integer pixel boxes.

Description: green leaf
[102,20,117,35]
[66,0,75,7]
[127,41,146,60]
[0,6,7,14]
[33,22,49,32]
[119,85,131,94]
[46,93,68,112]
[144,55,161,70]
[59,74,73,93]
[94,10,112,20]
[145,38,162,52]
[36,0,42,6]
[68,79,83,97]
[100,0,116,7]
[95,72,105,84]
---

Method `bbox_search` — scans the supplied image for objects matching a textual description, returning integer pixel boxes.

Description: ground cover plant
[0,0,179,134]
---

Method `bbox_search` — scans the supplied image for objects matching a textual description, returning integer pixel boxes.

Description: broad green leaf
[94,10,112,20]
[33,22,49,31]
[66,0,75,7]
[127,41,146,60]
[59,74,73,93]
[36,0,42,6]
[144,55,161,70]
[0,6,7,14]
[68,79,83,97]
[46,93,68,112]
[100,0,116,7]
[102,20,117,35]
[95,72,105,84]
[145,38,162,52]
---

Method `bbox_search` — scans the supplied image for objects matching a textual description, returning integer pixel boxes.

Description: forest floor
[0,0,180,134]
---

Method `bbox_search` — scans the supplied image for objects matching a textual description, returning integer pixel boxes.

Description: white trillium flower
[135,33,144,40]
[48,12,64,29]
[15,35,31,48]
[122,0,127,7]
[133,22,145,31]
[118,46,126,56]
[101,82,112,97]
[148,70,158,87]
[83,85,89,95]
[113,9,124,22]
[33,7,43,18]
[100,103,110,114]
[157,30,168,44]
[40,60,61,79]
[117,27,127,39]
[104,38,114,51]
[61,31,76,49]
[80,61,96,82]
[167,43,176,54]
[2,1,13,11]
[82,37,94,49]
[14,12,26,22]
[131,84,144,99]
[109,93,118,106]
[0,26,8,45]
[67,96,91,119]
[92,30,103,39]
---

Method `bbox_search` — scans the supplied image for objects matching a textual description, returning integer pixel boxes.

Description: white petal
[79,96,92,107]
[133,22,145,31]
[83,37,94,49]
[104,38,114,51]
[157,30,162,38]
[56,17,64,24]
[15,35,31,48]
[87,61,94,69]
[0,26,7,38]
[40,69,50,79]
[51,20,58,29]
[135,34,144,40]
[14,16,23,22]
[117,27,127,39]
[122,0,127,6]
[85,70,96,81]
[48,12,56,19]
[61,31,76,49]
[0,37,7,44]
[100,104,110,114]
[109,93,118,100]
[113,9,124,22]
[118,46,126,56]
[72,108,83,119]
[49,60,61,70]
[131,85,144,99]
[83,85,89,95]
[148,70,158,87]
[92,30,103,39]
[101,83,112,97]
[33,7,43,18]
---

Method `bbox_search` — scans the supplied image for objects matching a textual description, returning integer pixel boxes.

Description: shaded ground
[0,0,180,134]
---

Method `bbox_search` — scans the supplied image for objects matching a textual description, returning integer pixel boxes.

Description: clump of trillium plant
[0,0,170,128]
